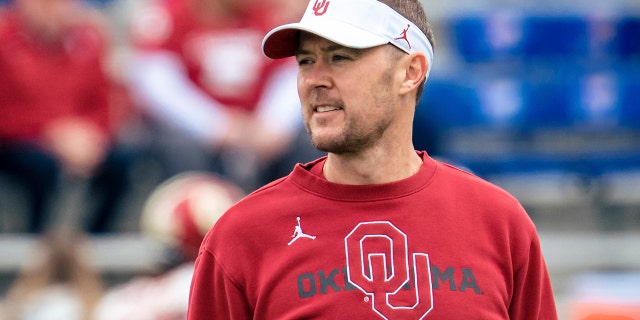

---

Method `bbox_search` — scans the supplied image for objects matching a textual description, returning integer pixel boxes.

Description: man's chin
[311,139,350,155]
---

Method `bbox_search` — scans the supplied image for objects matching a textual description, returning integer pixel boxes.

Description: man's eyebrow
[295,44,363,57]
[294,48,311,57]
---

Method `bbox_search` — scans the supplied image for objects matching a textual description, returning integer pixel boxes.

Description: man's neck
[323,146,423,185]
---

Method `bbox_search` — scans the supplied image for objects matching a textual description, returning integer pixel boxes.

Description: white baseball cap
[262,0,434,73]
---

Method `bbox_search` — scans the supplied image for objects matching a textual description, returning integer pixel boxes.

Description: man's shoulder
[232,176,300,212]
[434,159,524,209]
[203,176,300,252]
[251,175,290,195]
[438,159,504,188]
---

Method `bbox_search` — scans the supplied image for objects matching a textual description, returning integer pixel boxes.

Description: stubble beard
[308,112,395,155]
[306,74,395,155]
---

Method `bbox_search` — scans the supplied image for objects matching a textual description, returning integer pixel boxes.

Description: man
[187,0,558,318]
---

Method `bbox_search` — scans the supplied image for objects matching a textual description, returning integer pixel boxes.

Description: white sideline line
[540,231,640,271]
[0,234,166,273]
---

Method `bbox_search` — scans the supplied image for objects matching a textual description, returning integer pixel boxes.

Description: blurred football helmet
[140,172,244,261]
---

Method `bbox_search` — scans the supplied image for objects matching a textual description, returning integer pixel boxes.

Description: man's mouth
[315,106,343,113]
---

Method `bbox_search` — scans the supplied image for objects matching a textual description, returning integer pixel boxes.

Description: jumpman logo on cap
[394,24,412,49]
[288,216,316,245]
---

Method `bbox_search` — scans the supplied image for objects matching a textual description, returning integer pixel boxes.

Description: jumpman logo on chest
[288,216,316,246]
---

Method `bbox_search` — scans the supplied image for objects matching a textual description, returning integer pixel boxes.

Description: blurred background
[0,0,639,318]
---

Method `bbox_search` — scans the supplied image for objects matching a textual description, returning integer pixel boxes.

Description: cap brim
[262,20,389,59]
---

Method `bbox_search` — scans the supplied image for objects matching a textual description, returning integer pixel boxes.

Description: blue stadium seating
[418,78,481,130]
[449,10,638,64]
[570,71,622,127]
[619,70,640,128]
[419,73,534,130]
[521,15,590,60]
[416,10,640,185]
[449,12,524,63]
[616,16,640,60]
[417,9,640,210]
[524,78,574,129]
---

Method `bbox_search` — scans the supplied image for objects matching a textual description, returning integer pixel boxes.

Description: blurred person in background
[93,172,243,320]
[124,0,317,193]
[0,227,104,320]
[0,0,135,233]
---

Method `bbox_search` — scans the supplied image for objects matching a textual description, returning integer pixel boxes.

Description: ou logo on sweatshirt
[345,221,434,320]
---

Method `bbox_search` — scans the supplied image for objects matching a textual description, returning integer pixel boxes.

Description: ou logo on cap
[312,0,330,16]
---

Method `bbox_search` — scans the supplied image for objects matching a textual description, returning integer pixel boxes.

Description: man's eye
[297,57,313,66]
[331,55,350,62]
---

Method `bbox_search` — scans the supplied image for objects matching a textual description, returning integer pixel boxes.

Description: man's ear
[399,52,428,95]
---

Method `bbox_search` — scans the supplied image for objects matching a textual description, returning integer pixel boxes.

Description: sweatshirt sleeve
[508,232,558,320]
[187,237,253,320]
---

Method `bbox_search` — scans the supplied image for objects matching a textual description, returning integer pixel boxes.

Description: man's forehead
[299,32,341,47]
[297,32,367,54]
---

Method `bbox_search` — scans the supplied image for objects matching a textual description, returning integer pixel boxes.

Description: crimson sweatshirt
[188,152,557,319]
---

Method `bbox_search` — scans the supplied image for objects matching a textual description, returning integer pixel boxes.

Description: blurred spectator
[124,0,316,192]
[0,0,135,233]
[93,172,243,319]
[0,227,104,320]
